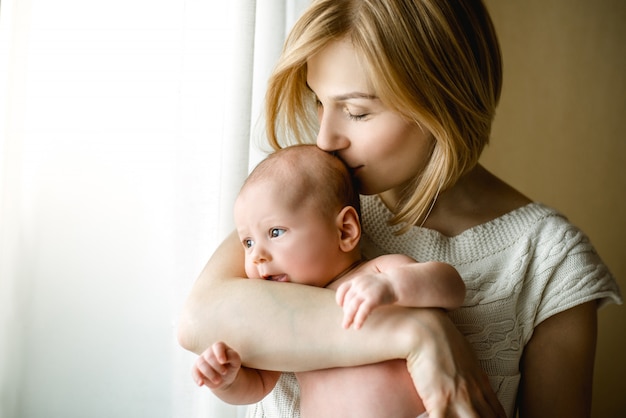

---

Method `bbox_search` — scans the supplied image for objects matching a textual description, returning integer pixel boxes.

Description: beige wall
[481,1,625,416]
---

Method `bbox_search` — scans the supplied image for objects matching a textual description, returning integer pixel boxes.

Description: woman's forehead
[306,38,373,98]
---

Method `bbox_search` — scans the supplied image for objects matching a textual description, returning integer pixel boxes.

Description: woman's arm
[178,231,505,417]
[517,301,598,417]
[177,231,413,368]
[178,230,248,354]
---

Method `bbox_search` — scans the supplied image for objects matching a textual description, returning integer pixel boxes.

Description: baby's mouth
[264,274,288,282]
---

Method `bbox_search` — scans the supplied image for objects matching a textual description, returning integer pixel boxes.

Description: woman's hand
[404,309,506,418]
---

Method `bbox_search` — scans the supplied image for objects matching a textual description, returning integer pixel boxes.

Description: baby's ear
[336,206,361,252]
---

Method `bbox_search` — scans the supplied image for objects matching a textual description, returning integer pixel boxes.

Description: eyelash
[315,99,369,121]
[346,111,367,121]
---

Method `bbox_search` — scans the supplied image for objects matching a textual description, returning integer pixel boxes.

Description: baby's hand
[336,274,396,329]
[192,341,242,389]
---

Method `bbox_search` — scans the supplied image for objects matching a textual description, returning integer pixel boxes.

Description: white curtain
[0,0,308,417]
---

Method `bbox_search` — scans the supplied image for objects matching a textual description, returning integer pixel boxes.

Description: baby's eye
[242,238,254,249]
[269,228,285,238]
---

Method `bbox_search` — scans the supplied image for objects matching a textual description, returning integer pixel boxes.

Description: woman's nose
[316,111,349,152]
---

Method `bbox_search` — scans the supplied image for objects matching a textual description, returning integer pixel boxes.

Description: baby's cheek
[244,262,258,279]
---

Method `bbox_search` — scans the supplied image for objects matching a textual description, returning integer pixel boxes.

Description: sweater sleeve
[529,218,621,327]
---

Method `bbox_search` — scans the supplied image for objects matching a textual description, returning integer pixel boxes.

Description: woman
[178,1,621,416]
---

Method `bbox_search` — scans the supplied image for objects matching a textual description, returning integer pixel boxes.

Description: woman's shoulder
[362,194,621,310]
[360,192,587,263]
[361,165,563,239]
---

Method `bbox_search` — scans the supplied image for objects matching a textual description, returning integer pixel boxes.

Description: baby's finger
[201,350,227,375]
[211,341,231,364]
[341,297,360,329]
[223,346,242,369]
[191,365,205,386]
[352,301,374,330]
[194,357,223,386]
[335,282,350,307]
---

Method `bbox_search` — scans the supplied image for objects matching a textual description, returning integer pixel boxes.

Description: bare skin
[179,227,504,417]
[518,301,597,418]
[191,164,465,417]
[179,35,600,417]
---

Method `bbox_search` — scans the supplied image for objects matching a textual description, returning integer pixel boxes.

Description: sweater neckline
[361,195,561,259]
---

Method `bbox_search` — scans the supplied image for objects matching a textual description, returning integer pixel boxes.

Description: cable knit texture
[248,195,622,418]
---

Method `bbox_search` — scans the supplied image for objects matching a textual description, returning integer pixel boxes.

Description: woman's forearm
[236,282,429,371]
[178,231,505,416]
[177,231,428,370]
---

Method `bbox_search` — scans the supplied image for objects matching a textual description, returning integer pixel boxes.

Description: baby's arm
[335,254,465,329]
[192,341,281,405]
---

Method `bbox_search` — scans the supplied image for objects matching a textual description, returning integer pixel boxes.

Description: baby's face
[234,179,345,287]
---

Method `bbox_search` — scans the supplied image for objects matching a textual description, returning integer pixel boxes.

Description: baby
[192,144,466,418]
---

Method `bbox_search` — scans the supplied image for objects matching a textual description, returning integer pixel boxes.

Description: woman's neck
[428,164,532,236]
[381,164,532,237]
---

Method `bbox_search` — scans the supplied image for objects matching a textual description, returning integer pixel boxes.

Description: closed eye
[346,110,368,121]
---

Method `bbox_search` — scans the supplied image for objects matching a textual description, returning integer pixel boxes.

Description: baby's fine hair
[265,0,501,231]
[242,144,361,220]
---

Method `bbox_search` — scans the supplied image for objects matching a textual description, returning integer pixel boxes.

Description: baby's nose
[251,244,271,264]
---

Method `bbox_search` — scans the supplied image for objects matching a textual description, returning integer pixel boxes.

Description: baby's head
[242,144,360,220]
[234,144,361,285]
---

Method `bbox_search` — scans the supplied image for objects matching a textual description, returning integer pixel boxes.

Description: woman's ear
[336,206,361,252]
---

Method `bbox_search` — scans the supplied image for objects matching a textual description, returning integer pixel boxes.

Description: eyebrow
[332,92,378,102]
[306,83,378,102]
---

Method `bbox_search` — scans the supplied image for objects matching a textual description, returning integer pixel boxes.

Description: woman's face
[306,38,434,205]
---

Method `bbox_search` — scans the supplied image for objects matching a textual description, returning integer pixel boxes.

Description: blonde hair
[265,0,502,230]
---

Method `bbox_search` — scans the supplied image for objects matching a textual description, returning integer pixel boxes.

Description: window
[0,1,307,417]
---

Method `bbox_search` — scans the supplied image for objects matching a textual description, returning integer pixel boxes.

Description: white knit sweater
[248,196,622,418]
